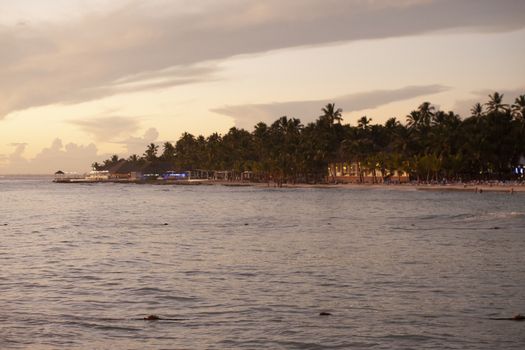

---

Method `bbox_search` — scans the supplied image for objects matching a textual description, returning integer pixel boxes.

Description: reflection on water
[1,179,524,349]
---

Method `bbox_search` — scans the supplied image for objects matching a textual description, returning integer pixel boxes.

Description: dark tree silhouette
[96,92,525,183]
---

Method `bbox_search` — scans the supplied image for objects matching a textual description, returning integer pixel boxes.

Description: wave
[479,211,525,220]
[408,211,525,228]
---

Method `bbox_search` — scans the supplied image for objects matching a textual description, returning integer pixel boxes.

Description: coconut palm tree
[418,102,435,127]
[102,155,118,168]
[385,117,400,129]
[144,143,159,161]
[431,110,446,126]
[511,94,525,121]
[205,132,223,171]
[160,142,176,161]
[321,103,343,124]
[485,92,509,114]
[470,102,484,118]
[127,154,140,163]
[357,116,371,130]
[406,110,421,130]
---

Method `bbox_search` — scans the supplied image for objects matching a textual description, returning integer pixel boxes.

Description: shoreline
[52,178,525,193]
[264,183,525,193]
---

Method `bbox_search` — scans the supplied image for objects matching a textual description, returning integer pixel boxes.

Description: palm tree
[205,132,223,171]
[144,143,159,161]
[357,116,371,130]
[127,154,140,162]
[220,127,255,180]
[251,124,270,182]
[406,110,421,130]
[385,117,400,129]
[431,110,446,126]
[485,92,509,114]
[321,103,343,124]
[512,94,525,121]
[418,102,435,127]
[470,103,484,118]
[160,142,176,161]
[267,116,304,184]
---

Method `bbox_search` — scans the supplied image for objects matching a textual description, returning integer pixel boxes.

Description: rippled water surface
[1,178,525,349]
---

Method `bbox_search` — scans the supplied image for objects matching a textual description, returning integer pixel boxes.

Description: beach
[51,175,525,193]
[225,181,525,193]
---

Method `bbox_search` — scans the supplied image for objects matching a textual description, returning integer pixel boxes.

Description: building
[53,170,86,182]
[514,155,525,179]
[86,170,110,181]
[54,170,65,181]
[106,160,134,180]
[328,161,409,183]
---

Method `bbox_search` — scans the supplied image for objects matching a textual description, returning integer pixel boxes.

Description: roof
[105,160,175,175]
[106,160,144,174]
[141,160,173,175]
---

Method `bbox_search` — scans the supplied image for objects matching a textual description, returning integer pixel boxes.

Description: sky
[1,0,524,174]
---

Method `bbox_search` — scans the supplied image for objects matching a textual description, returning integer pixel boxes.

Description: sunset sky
[1,0,524,174]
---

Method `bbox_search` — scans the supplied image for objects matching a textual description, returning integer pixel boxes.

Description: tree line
[94,92,525,183]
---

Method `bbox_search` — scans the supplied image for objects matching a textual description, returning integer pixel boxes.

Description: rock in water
[144,315,160,320]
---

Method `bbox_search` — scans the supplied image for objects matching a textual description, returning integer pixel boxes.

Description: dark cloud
[212,84,449,129]
[0,0,524,118]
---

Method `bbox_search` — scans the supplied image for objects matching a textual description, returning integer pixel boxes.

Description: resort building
[328,161,409,183]
[86,170,110,181]
[101,160,174,181]
[106,160,136,180]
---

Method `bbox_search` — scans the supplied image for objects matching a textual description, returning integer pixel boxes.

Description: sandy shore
[167,179,525,193]
[410,184,524,193]
[244,182,525,193]
[52,177,525,193]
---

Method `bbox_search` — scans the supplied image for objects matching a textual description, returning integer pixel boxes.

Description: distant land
[79,93,524,185]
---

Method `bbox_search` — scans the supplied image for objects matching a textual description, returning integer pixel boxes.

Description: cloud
[453,86,525,117]
[470,88,525,100]
[69,116,142,142]
[0,143,29,168]
[0,127,166,174]
[7,143,29,166]
[115,127,160,156]
[1,138,101,174]
[0,0,524,118]
[212,84,449,129]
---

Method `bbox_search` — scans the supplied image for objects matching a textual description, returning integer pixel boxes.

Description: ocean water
[1,178,524,349]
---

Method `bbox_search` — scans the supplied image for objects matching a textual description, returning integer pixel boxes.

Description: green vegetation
[95,92,525,183]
